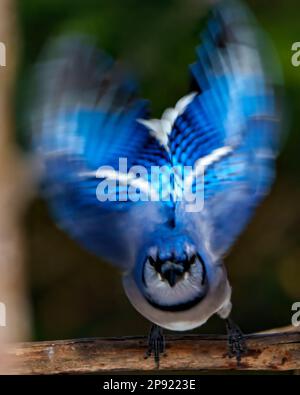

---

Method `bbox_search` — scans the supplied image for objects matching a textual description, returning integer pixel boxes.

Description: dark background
[17,0,300,342]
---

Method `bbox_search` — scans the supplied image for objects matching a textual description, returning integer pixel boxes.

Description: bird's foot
[145,324,166,368]
[226,318,247,365]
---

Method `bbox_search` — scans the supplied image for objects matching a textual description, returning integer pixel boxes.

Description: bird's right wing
[31,36,171,269]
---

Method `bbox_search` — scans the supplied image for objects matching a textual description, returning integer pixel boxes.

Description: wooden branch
[4,326,300,374]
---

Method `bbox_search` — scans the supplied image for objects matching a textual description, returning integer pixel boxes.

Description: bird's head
[122,240,232,331]
[141,252,208,310]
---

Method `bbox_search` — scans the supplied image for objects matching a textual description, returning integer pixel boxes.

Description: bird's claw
[226,318,247,365]
[145,324,166,368]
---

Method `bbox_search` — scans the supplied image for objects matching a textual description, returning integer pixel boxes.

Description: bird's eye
[148,256,156,267]
[189,255,196,265]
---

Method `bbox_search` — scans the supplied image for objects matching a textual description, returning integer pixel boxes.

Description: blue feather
[31,0,282,269]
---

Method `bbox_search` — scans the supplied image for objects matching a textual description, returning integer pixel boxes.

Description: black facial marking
[143,252,208,311]
[147,292,207,312]
[144,252,206,288]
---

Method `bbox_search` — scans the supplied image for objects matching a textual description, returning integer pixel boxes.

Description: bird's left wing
[160,0,283,256]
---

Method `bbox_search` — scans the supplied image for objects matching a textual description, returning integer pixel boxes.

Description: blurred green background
[16,0,300,342]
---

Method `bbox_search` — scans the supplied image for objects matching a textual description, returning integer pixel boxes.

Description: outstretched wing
[32,1,283,267]
[168,0,283,256]
[31,36,170,268]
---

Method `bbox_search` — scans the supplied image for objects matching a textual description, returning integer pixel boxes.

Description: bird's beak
[161,261,184,287]
[164,269,180,287]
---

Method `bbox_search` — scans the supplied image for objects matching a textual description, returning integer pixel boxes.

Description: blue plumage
[31,0,282,359]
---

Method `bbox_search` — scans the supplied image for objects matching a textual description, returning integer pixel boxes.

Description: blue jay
[31,0,282,365]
